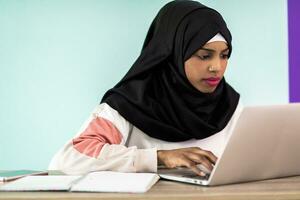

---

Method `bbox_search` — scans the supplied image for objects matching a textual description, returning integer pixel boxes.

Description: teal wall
[0,0,288,170]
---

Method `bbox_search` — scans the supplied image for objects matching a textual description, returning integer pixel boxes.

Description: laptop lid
[158,103,300,186]
[209,103,300,185]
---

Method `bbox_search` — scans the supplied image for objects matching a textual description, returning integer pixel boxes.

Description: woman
[49,0,242,177]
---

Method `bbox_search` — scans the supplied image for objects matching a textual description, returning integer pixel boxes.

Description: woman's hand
[157,147,217,176]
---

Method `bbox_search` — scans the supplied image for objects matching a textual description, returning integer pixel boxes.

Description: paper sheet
[70,171,160,193]
[0,175,81,191]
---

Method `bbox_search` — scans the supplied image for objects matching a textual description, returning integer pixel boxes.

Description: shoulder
[93,103,125,121]
[92,103,133,137]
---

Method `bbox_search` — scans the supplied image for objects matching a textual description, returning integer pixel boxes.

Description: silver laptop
[158,103,300,186]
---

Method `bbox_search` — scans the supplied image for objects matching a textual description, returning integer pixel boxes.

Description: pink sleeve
[72,117,122,158]
[48,103,157,174]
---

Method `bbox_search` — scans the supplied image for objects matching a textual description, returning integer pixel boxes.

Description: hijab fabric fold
[101,0,240,142]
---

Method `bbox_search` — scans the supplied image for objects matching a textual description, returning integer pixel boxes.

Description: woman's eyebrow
[200,47,229,52]
[222,48,229,52]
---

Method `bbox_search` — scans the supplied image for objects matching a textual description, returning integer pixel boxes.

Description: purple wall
[288,0,300,102]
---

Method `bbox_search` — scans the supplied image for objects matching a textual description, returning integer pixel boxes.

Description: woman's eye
[197,54,211,60]
[221,54,229,59]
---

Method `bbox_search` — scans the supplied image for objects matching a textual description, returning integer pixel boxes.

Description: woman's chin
[196,86,217,93]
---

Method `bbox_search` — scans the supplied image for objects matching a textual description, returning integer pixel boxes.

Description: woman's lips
[203,77,221,87]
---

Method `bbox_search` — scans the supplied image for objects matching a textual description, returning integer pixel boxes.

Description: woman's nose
[210,58,222,72]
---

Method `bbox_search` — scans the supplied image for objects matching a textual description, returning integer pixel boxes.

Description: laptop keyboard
[177,170,210,180]
[183,173,210,180]
[158,167,210,180]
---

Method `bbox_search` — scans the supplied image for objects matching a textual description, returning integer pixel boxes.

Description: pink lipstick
[203,77,221,87]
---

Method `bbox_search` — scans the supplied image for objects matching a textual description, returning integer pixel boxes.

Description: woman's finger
[181,157,206,176]
[190,165,206,177]
[183,152,214,172]
[190,147,218,164]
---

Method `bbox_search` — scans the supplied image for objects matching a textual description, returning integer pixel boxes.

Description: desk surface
[1,175,300,200]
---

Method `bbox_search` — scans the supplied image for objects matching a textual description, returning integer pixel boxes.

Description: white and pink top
[49,102,243,175]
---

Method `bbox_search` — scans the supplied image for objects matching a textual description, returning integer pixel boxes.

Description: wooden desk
[1,176,300,200]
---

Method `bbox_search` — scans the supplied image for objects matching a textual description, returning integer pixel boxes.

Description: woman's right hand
[157,147,217,176]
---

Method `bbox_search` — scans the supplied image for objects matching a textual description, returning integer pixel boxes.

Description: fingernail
[200,171,206,176]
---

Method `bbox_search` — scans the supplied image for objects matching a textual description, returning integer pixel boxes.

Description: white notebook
[0,175,80,191]
[0,171,160,193]
[70,171,159,193]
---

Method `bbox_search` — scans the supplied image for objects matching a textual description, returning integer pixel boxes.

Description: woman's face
[184,41,229,93]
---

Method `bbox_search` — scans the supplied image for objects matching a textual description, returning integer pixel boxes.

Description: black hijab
[101,0,240,142]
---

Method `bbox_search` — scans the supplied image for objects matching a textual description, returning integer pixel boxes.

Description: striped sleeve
[48,103,157,175]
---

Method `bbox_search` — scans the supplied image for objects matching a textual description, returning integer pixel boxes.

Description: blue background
[0,0,287,170]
